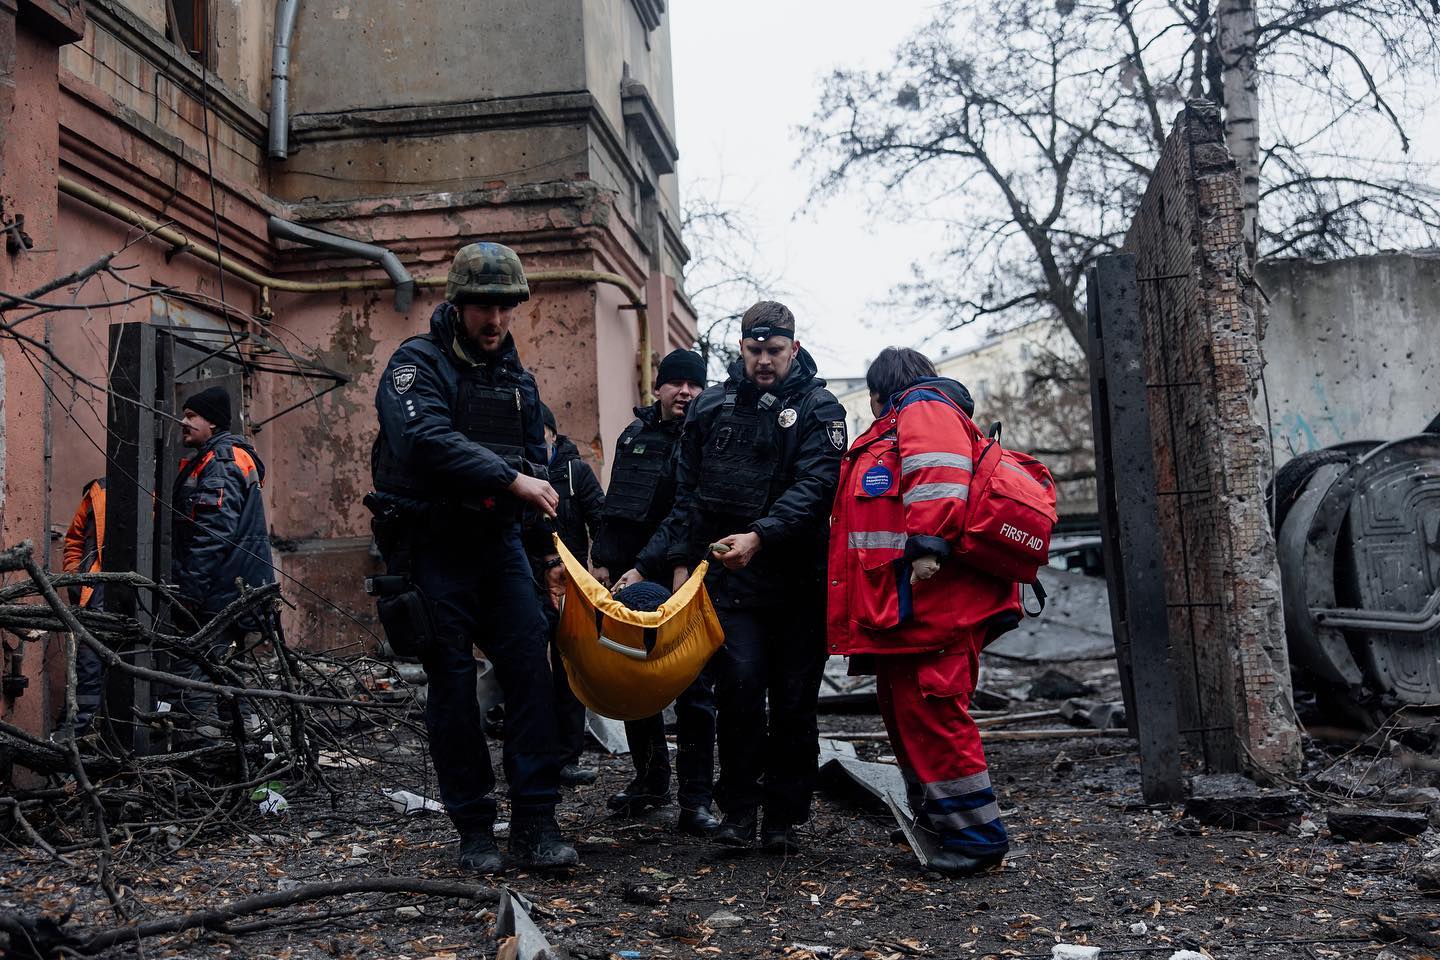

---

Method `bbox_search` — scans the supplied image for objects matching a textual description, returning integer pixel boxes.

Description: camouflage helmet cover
[445,241,530,304]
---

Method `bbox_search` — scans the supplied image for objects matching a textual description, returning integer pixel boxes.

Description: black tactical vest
[602,418,677,523]
[694,389,782,522]
[372,338,528,502]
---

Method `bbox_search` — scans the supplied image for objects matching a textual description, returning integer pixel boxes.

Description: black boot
[927,849,1006,876]
[509,813,579,869]
[713,809,757,847]
[560,761,598,786]
[607,779,669,814]
[457,829,502,874]
[761,820,802,855]
[677,803,721,836]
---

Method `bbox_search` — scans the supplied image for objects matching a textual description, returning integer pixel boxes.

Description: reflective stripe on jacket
[62,478,106,607]
[171,432,276,625]
[826,383,1019,656]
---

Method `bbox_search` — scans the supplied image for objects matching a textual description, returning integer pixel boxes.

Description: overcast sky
[670,2,1440,379]
[671,0,957,380]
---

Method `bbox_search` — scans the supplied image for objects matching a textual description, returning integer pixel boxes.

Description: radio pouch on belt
[366,575,435,659]
[364,494,436,657]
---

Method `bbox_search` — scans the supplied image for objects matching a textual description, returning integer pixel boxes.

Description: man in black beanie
[170,385,276,736]
[591,348,718,834]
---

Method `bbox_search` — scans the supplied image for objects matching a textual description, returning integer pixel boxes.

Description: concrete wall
[1258,253,1440,462]
[1123,101,1299,778]
[287,0,586,114]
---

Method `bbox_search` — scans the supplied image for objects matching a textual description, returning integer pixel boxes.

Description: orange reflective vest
[62,478,106,608]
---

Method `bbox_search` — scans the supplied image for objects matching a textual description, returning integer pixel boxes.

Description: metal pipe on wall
[267,215,414,311]
[56,176,656,403]
[268,0,301,160]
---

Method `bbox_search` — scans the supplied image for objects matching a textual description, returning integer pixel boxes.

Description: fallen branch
[72,878,498,955]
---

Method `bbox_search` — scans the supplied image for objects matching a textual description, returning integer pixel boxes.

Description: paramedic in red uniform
[827,347,1022,876]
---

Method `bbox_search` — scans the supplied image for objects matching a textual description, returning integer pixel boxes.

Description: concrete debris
[705,909,744,929]
[1058,698,1127,729]
[1050,946,1101,959]
[971,687,1013,711]
[495,888,565,960]
[1385,785,1440,810]
[818,737,858,761]
[1410,860,1440,895]
[584,711,630,755]
[1027,669,1098,702]
[1326,807,1430,842]
[1184,774,1307,832]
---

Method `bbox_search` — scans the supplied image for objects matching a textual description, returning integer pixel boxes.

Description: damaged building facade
[0,0,694,736]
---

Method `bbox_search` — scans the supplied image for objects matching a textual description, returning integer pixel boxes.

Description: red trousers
[875,648,1008,855]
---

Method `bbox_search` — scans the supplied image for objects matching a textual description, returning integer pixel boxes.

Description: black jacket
[171,432,276,627]
[549,435,604,563]
[590,402,682,573]
[373,303,548,540]
[637,348,846,608]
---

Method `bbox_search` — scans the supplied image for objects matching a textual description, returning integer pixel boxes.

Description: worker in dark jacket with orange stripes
[170,386,276,733]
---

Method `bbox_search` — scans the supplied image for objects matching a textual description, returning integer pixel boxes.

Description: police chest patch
[861,464,894,496]
[827,421,847,451]
[392,364,417,395]
[777,407,798,428]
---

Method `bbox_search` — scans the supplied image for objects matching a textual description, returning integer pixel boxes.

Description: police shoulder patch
[392,364,417,394]
[827,420,847,451]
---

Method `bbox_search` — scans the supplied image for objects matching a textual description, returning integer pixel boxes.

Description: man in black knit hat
[592,348,717,834]
[170,385,276,736]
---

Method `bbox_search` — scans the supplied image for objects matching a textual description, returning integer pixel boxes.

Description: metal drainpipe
[267,216,414,312]
[268,0,300,160]
[56,176,656,403]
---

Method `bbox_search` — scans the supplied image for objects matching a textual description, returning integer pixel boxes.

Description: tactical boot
[559,761,598,786]
[457,829,502,874]
[927,849,1006,877]
[607,779,669,815]
[761,821,802,855]
[677,803,721,837]
[713,809,758,847]
[509,813,579,869]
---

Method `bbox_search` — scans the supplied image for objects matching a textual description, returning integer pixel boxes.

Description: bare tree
[802,0,1440,346]
[680,182,782,376]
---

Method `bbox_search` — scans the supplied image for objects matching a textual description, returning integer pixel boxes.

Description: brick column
[1123,101,1301,778]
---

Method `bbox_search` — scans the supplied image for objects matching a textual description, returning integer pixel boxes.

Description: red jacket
[826,381,1020,657]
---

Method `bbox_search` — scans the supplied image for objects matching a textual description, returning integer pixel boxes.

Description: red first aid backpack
[956,421,1058,585]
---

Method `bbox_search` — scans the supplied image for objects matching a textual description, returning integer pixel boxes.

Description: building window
[168,0,211,65]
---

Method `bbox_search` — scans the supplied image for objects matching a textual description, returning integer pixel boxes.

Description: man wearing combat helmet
[367,241,577,872]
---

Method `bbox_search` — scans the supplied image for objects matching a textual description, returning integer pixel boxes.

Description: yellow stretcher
[552,536,725,720]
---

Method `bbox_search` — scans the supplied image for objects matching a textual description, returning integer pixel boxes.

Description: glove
[909,555,942,584]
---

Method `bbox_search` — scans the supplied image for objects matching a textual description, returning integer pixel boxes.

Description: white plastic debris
[1168,953,1208,960]
[384,788,444,816]
[156,701,172,713]
[1051,947,1102,960]
[256,789,289,815]
[1130,921,1148,935]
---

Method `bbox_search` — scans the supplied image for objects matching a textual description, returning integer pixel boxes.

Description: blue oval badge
[861,464,894,496]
